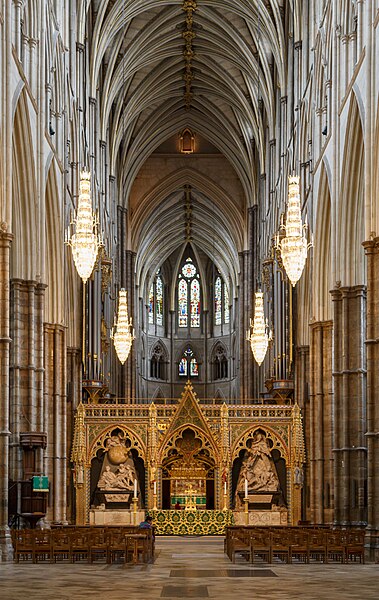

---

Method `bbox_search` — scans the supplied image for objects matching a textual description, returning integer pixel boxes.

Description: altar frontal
[71,383,305,530]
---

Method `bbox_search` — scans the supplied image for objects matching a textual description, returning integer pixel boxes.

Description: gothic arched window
[150,343,166,380]
[214,274,230,325]
[178,257,201,328]
[148,271,164,326]
[214,276,222,325]
[179,347,199,377]
[212,345,228,380]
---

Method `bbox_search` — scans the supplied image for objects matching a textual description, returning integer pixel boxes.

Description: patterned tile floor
[0,536,378,599]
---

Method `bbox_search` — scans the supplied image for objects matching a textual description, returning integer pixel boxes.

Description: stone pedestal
[89,508,145,526]
[233,509,288,526]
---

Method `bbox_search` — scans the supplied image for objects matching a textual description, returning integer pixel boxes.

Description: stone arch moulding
[231,425,289,464]
[88,424,147,463]
[157,424,220,467]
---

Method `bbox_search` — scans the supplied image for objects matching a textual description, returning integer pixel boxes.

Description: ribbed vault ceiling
[83,0,286,290]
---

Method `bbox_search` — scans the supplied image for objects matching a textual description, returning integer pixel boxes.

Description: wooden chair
[33,530,52,563]
[249,530,271,564]
[13,530,34,563]
[71,530,90,563]
[107,530,127,564]
[89,529,109,563]
[271,530,291,564]
[326,530,347,563]
[308,530,327,563]
[229,530,251,563]
[346,530,365,563]
[289,530,309,564]
[52,529,72,562]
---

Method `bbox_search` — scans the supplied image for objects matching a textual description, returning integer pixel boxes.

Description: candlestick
[244,478,248,498]
[133,478,137,499]
[132,496,138,525]
[244,497,249,525]
[224,481,227,495]
[153,480,157,495]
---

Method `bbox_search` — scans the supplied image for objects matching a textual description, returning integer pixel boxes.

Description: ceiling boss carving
[182,0,197,110]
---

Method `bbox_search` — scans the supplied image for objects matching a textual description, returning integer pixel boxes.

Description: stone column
[9,280,46,480]
[331,286,367,526]
[44,324,67,524]
[363,239,379,559]
[0,230,13,560]
[309,322,334,524]
[239,251,249,401]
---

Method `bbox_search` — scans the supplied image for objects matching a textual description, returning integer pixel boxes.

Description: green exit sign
[32,476,49,492]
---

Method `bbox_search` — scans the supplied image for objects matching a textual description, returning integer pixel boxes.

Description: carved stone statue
[98,465,117,489]
[236,430,281,502]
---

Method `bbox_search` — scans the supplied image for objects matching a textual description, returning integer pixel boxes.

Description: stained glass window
[190,279,200,327]
[148,283,154,324]
[182,258,197,278]
[190,357,199,376]
[179,356,187,376]
[156,276,163,325]
[224,283,230,324]
[178,278,188,327]
[178,257,201,328]
[215,276,222,325]
[179,348,198,377]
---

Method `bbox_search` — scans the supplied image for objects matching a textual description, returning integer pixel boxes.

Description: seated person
[174,500,181,510]
[139,515,153,530]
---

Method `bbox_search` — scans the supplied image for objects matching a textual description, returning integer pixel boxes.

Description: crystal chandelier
[111,289,135,364]
[66,170,102,284]
[247,291,271,366]
[276,176,313,286]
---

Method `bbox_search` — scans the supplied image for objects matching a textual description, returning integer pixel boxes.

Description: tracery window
[214,276,222,325]
[179,347,199,377]
[150,343,166,380]
[212,345,228,380]
[214,274,230,325]
[148,271,164,326]
[178,257,201,328]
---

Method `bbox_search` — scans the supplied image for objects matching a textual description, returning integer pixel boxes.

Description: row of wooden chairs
[225,526,365,564]
[11,526,154,564]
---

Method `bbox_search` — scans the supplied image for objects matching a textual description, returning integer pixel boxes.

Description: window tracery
[179,347,199,378]
[178,257,201,328]
[150,343,166,380]
[148,270,164,326]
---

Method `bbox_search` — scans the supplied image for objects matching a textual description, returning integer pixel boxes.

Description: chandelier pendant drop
[247,291,271,366]
[111,289,135,364]
[277,176,313,286]
[66,170,102,283]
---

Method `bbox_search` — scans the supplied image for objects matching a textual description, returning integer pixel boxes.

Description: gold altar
[71,382,305,527]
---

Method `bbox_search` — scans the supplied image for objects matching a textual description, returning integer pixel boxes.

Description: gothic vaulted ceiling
[81,0,286,289]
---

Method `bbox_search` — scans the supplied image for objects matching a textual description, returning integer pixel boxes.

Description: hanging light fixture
[247,290,272,366]
[66,170,102,283]
[276,176,313,286]
[111,289,135,364]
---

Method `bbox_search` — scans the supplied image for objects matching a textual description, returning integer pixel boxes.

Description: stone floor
[0,536,378,599]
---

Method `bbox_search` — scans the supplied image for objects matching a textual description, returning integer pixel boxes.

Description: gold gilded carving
[72,383,305,525]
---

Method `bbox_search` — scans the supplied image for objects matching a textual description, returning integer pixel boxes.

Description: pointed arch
[11,90,38,280]
[313,162,332,321]
[339,93,365,286]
